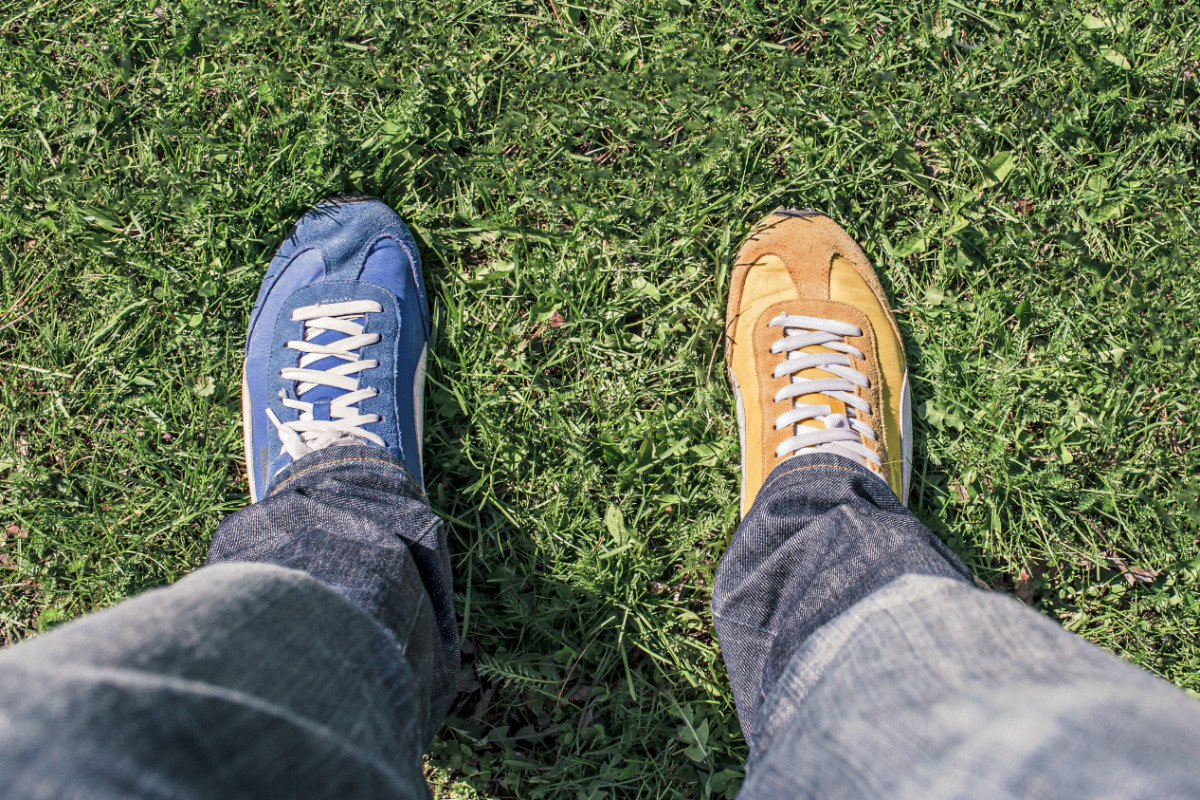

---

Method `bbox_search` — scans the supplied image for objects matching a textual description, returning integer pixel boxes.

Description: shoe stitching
[357,233,397,273]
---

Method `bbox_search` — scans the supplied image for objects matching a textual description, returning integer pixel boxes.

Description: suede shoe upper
[243,196,429,501]
[725,210,910,515]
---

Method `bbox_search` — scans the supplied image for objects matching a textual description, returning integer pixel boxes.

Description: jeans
[2,448,1199,798]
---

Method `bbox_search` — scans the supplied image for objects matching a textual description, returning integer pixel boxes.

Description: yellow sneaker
[725,209,911,516]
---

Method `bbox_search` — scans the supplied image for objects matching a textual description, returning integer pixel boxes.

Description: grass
[1,0,1199,796]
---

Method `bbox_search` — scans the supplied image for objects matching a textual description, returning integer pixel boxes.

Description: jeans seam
[269,457,422,498]
[760,463,863,496]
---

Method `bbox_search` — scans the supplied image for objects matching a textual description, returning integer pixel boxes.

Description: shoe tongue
[792,343,849,429]
[823,412,850,430]
[297,328,353,407]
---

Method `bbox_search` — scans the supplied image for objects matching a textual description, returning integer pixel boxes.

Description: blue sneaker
[242,196,429,502]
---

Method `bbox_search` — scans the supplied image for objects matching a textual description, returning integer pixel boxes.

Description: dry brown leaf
[1123,566,1160,586]
[1014,563,1046,605]
[528,311,567,342]
[1105,549,1160,586]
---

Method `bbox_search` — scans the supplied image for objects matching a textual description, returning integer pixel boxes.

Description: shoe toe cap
[283,195,409,278]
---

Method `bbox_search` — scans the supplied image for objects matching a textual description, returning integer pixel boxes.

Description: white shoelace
[266,300,386,460]
[770,313,882,467]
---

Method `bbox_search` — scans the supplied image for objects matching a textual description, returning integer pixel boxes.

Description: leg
[209,444,459,740]
[0,447,454,799]
[0,197,458,797]
[719,211,1200,797]
[716,456,1200,798]
[3,564,424,798]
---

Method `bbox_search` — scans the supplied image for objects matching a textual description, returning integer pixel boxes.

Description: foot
[725,209,910,516]
[242,195,429,502]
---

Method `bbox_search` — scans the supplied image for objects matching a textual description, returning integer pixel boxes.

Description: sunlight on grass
[1,1,1198,797]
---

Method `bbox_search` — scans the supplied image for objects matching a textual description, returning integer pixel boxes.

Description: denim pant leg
[208,444,459,738]
[714,454,1200,799]
[0,445,457,799]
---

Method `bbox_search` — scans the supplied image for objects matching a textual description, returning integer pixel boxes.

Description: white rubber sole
[900,370,912,506]
[242,368,259,503]
[413,343,427,481]
[732,370,749,517]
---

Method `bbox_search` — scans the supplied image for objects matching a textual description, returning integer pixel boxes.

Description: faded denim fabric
[0,445,456,799]
[208,443,459,737]
[713,453,972,735]
[0,564,431,798]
